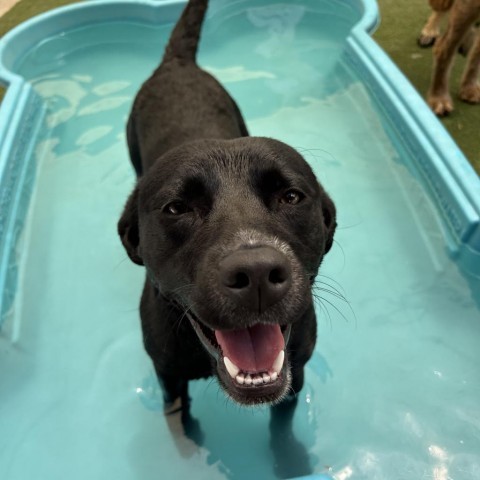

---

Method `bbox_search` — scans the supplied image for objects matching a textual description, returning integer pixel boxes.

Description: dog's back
[127,0,248,175]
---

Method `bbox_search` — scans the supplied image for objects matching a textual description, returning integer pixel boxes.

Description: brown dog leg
[428,1,480,115]
[418,0,454,47]
[430,0,455,10]
[459,30,480,102]
[419,10,449,47]
[458,24,478,55]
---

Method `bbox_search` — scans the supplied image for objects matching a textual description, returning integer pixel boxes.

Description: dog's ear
[118,186,143,265]
[321,190,337,254]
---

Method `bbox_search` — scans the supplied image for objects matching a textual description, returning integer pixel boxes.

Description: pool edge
[346,7,480,279]
[0,80,45,329]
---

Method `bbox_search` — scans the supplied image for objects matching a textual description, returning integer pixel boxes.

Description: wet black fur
[118,0,336,420]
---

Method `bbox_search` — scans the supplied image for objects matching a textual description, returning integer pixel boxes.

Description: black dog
[118,0,336,413]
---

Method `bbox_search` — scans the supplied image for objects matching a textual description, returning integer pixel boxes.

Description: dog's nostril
[269,268,286,285]
[228,272,250,289]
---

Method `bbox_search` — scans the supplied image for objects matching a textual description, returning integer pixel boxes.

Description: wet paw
[459,84,480,104]
[271,435,312,479]
[427,93,454,116]
[181,412,205,446]
[164,396,184,415]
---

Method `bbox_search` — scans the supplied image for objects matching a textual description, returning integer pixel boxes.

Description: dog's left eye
[163,201,191,215]
[279,189,304,205]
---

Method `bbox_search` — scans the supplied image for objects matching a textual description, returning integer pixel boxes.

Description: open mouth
[189,315,292,403]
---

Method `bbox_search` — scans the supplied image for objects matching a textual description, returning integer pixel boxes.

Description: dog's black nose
[218,247,292,313]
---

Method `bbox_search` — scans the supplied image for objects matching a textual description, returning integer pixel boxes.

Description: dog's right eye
[163,201,190,215]
[279,189,305,205]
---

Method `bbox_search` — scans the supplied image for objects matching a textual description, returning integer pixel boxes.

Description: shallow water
[1,1,480,479]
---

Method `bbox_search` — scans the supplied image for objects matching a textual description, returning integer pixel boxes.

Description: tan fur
[421,0,480,115]
[419,10,448,46]
[429,0,455,12]
[418,1,454,47]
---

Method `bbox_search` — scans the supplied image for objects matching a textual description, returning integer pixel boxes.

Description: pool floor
[1,2,480,479]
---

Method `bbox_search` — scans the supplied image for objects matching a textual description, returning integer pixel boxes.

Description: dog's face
[119,137,336,405]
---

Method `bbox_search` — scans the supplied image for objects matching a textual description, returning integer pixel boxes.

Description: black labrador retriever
[118,0,336,413]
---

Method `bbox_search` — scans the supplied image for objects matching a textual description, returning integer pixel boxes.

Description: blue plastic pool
[0,1,479,479]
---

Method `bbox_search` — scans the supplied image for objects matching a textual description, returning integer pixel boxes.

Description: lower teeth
[234,371,278,386]
[223,352,284,386]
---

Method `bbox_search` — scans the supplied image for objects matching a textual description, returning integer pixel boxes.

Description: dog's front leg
[269,396,312,478]
[140,283,207,443]
[428,0,480,114]
[269,366,310,478]
[268,306,317,477]
[141,283,193,412]
[154,370,204,450]
[459,30,480,103]
[418,0,454,47]
[155,371,190,414]
[287,304,317,396]
[419,10,449,47]
[156,369,205,446]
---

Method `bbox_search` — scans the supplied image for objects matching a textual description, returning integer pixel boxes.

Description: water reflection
[32,75,134,157]
[136,371,319,479]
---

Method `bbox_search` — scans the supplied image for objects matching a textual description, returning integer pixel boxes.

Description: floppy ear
[118,186,143,265]
[321,190,337,254]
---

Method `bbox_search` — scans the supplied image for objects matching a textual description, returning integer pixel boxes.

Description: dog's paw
[181,411,205,446]
[417,33,437,48]
[427,93,454,116]
[164,396,184,415]
[271,434,312,479]
[459,83,480,104]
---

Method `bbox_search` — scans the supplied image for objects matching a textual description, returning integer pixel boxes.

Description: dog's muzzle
[189,314,292,405]
[175,230,310,404]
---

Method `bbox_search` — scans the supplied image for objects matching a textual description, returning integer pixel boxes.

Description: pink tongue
[215,324,284,373]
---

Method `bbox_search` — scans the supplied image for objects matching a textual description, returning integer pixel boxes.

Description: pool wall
[0,0,479,332]
[345,25,480,278]
[0,80,45,331]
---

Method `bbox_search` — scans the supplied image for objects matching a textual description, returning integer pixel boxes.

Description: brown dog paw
[418,33,437,48]
[427,93,454,116]
[459,83,480,104]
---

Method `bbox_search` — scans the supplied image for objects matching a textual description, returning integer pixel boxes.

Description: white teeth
[232,371,279,386]
[272,350,285,374]
[224,357,240,378]
[226,351,285,386]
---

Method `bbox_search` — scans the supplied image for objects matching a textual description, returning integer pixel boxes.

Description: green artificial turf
[0,0,479,173]
[374,0,480,174]
[0,0,80,36]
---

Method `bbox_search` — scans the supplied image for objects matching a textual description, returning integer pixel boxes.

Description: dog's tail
[162,0,209,64]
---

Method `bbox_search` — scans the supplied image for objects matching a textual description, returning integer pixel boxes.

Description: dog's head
[118,137,336,405]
